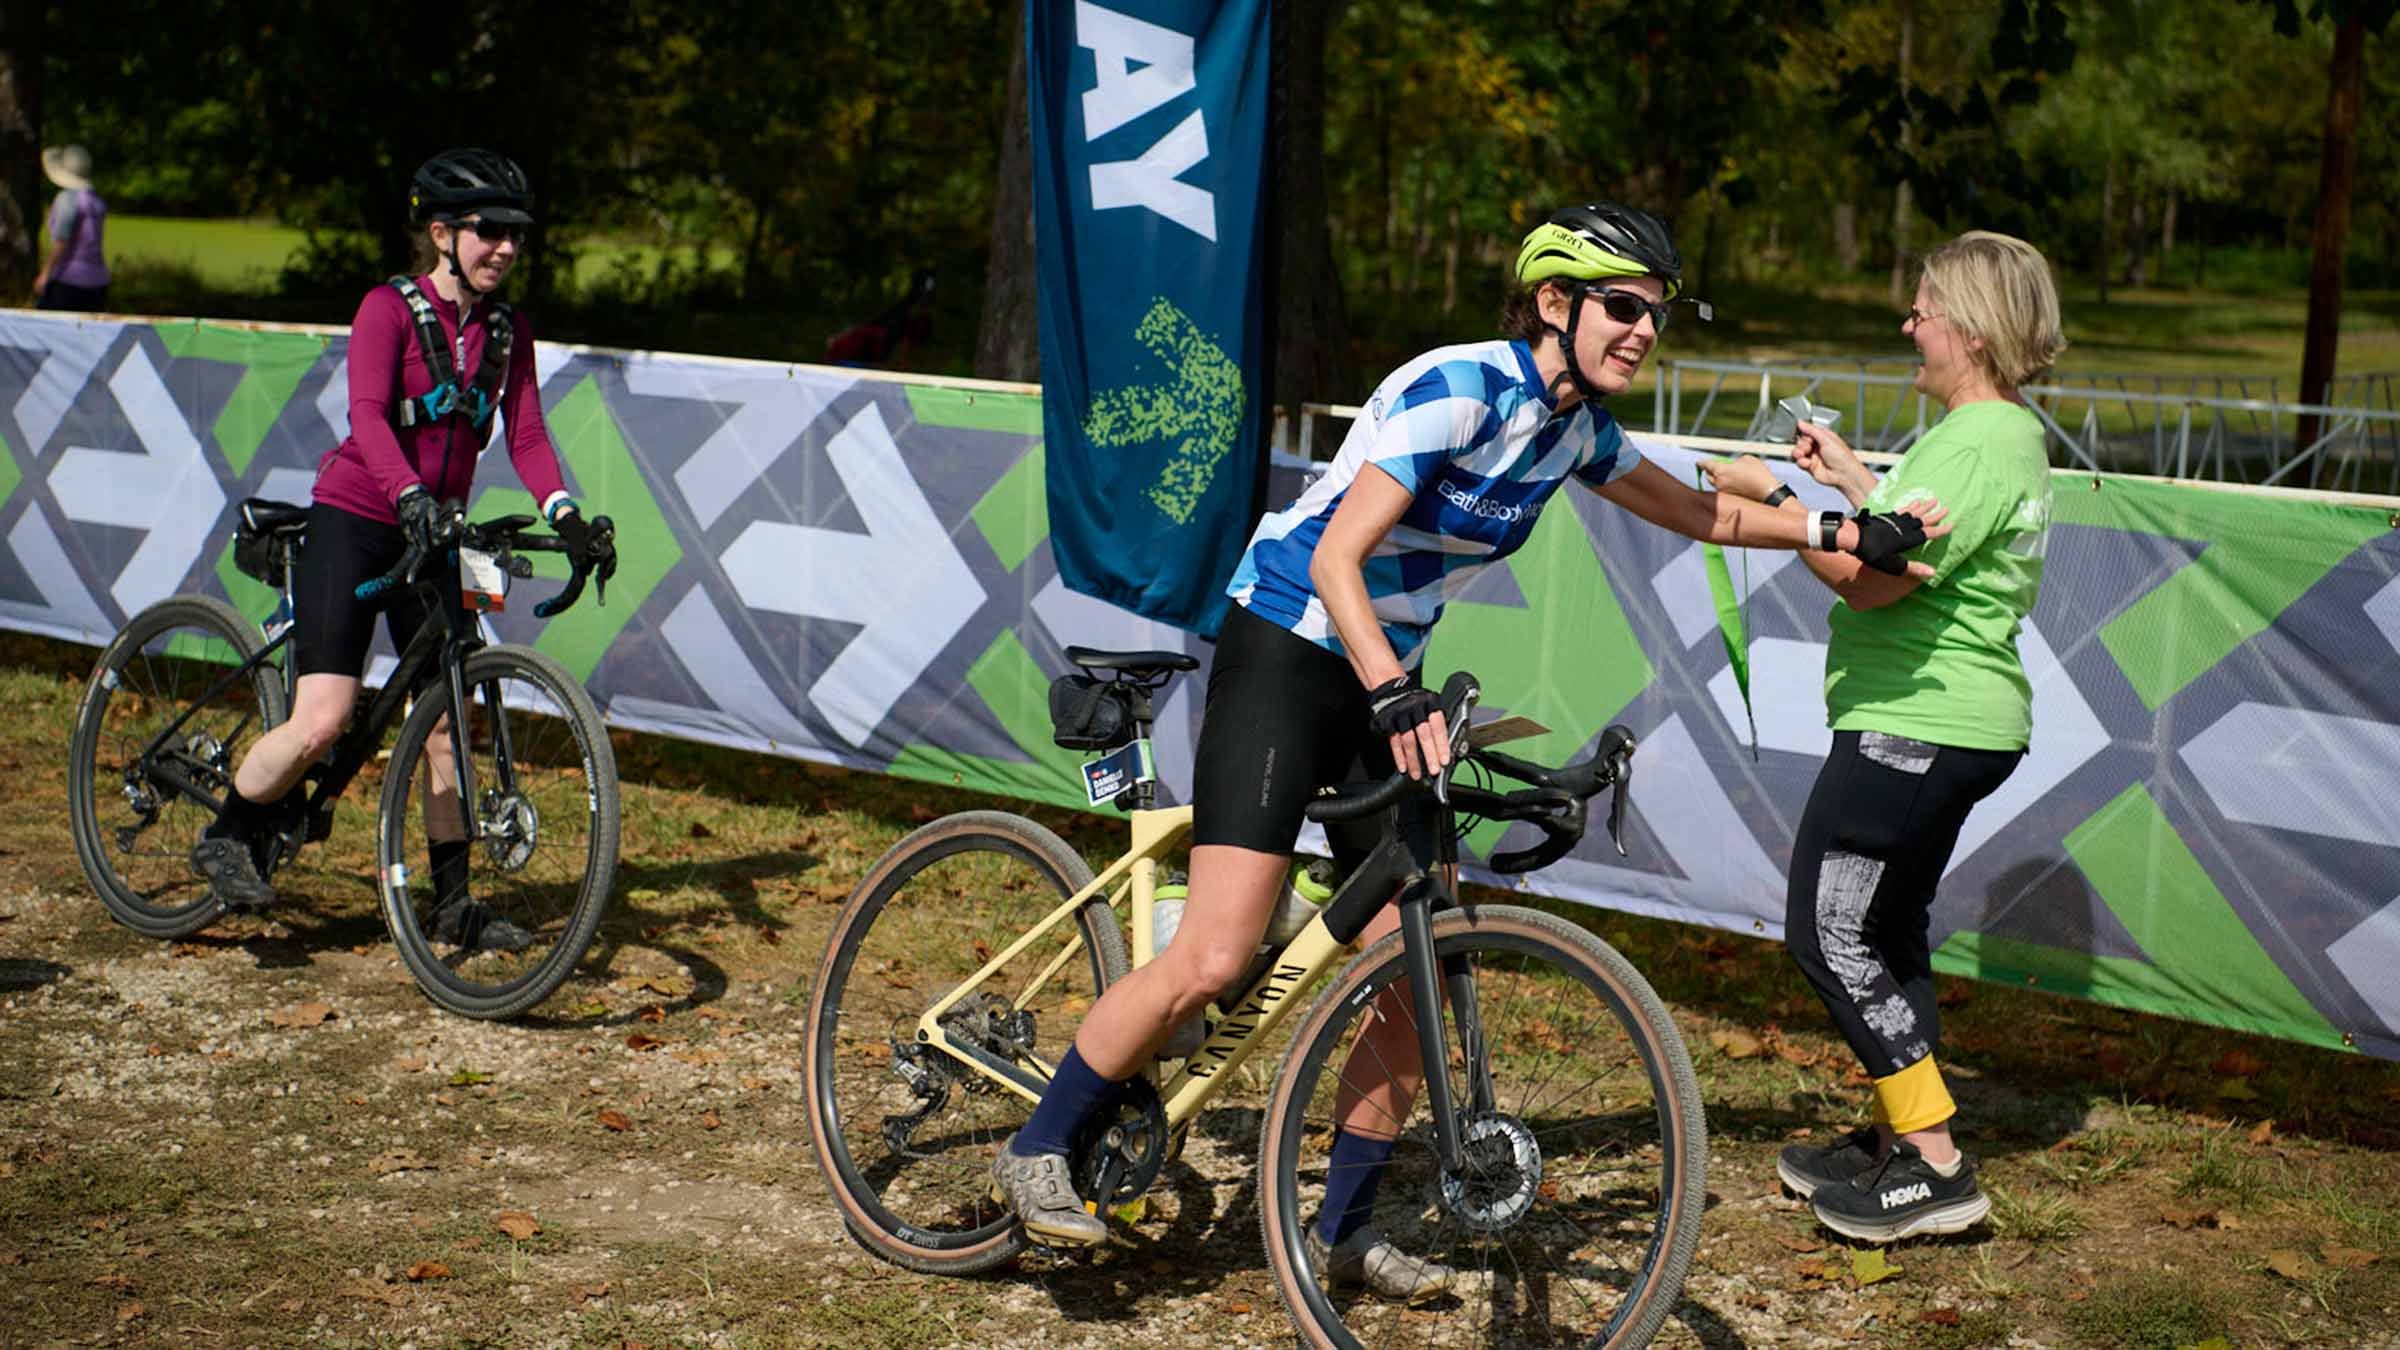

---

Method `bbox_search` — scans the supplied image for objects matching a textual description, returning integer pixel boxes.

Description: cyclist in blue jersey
[992,203,1946,1296]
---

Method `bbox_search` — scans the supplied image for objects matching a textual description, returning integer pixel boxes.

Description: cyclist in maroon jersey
[189,148,602,952]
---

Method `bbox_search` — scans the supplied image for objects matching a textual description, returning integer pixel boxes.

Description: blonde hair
[1919,231,2067,390]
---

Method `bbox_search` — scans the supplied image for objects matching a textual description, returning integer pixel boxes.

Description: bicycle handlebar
[1304,671,1637,872]
[352,508,618,619]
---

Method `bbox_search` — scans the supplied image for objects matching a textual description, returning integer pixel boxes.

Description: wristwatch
[1762,485,1795,508]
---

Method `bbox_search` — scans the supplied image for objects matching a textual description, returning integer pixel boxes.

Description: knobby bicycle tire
[376,644,618,1019]
[804,809,1128,1275]
[69,595,289,939]
[1259,904,1706,1350]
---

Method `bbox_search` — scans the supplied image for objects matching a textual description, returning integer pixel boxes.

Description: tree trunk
[0,3,42,298]
[2295,16,2366,480]
[974,6,1040,383]
[1440,199,1461,319]
[2126,194,2149,288]
[1270,0,1353,426]
[2162,192,2178,258]
[1888,0,1916,306]
[2097,157,2116,305]
[1834,199,1861,274]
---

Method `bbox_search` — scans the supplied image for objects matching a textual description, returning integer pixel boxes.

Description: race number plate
[1083,739,1155,807]
[459,544,507,613]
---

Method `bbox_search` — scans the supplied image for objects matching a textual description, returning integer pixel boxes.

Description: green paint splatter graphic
[1081,299,1244,525]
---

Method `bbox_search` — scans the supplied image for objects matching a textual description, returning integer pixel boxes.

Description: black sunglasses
[461,218,528,245]
[1585,286,1712,332]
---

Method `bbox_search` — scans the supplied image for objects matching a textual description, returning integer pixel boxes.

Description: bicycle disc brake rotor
[478,792,540,872]
[1070,1075,1168,1208]
[1438,1111,1543,1233]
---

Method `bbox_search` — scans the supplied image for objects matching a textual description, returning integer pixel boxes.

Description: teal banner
[1029,0,1272,635]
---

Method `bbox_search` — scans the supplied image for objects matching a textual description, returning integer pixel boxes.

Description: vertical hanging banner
[1028,0,1273,636]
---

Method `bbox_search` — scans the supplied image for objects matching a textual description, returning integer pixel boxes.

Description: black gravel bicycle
[68,497,621,1019]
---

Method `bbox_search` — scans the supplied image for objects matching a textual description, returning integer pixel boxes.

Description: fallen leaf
[1771,1233,1824,1253]
[145,1043,166,1058]
[435,1092,458,1107]
[2323,1246,2379,1268]
[393,1056,428,1073]
[569,1000,611,1019]
[1709,1029,1764,1060]
[740,1076,771,1092]
[574,1281,611,1303]
[404,1261,451,1282]
[1921,1307,1962,1326]
[497,1210,541,1240]
[339,1278,406,1307]
[2161,1204,2222,1229]
[597,1109,634,1133]
[671,1046,725,1066]
[2210,1049,2270,1078]
[1795,1257,1830,1280]
[1851,1248,1901,1286]
[2213,1078,2259,1102]
[2246,1118,2275,1146]
[370,1150,434,1176]
[0,1253,24,1266]
[755,926,781,945]
[624,1033,665,1053]
[637,1004,666,1024]
[116,1302,144,1324]
[454,1236,486,1251]
[699,1109,722,1130]
[1223,1301,1252,1315]
[91,1272,132,1290]
[447,1069,493,1087]
[269,1001,335,1029]
[2265,1249,2315,1282]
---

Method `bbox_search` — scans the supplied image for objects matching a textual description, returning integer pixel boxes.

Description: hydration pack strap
[388,275,512,430]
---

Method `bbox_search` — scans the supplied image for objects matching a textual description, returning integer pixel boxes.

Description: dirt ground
[3,636,2397,1349]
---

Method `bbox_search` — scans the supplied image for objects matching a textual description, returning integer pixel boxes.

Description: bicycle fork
[1397,882,1496,1176]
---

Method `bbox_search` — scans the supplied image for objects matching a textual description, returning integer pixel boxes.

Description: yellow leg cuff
[1870,1056,1956,1134]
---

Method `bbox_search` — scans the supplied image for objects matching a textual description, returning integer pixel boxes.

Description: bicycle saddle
[1064,646,1199,679]
[240,498,311,536]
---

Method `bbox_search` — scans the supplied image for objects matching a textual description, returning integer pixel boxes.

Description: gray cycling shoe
[190,836,276,910]
[989,1135,1107,1247]
[1306,1225,1459,1303]
[427,897,536,954]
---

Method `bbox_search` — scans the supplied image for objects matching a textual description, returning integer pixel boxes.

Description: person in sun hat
[31,144,110,312]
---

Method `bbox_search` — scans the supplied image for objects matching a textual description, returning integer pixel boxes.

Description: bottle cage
[387,275,512,431]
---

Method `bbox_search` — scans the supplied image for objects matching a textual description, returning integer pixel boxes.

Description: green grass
[108,214,743,297]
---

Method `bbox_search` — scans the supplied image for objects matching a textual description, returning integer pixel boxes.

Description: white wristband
[1814,510,1845,552]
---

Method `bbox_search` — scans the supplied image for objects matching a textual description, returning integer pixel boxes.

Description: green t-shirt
[1824,400,2052,751]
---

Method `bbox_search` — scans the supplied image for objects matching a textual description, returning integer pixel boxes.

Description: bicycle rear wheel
[68,596,288,938]
[804,810,1126,1275]
[377,644,618,1019]
[1260,905,1706,1349]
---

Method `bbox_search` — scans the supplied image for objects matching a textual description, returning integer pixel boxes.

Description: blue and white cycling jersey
[1227,338,1640,668]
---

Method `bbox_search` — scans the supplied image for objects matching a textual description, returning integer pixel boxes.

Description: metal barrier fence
[1651,360,2400,495]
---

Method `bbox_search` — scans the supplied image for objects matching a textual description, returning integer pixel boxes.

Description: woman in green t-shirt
[1706,231,2065,1244]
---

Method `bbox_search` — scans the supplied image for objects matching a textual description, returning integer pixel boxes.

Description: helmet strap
[1545,282,1604,403]
[441,224,488,303]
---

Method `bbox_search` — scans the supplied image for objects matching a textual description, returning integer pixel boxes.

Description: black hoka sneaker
[1810,1140,1989,1243]
[1776,1125,1884,1198]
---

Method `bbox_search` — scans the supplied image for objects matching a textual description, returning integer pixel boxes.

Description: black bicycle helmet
[410,148,533,225]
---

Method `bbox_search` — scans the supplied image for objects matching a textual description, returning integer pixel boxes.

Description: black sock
[429,839,470,909]
[205,786,274,840]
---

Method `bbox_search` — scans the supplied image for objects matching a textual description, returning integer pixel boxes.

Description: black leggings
[291,501,465,679]
[1785,730,2019,1079]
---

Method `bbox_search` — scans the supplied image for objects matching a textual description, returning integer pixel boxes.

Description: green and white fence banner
[5,310,2398,1060]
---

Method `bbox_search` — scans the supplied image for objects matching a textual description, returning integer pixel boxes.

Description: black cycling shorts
[291,501,466,679]
[1189,603,1400,865]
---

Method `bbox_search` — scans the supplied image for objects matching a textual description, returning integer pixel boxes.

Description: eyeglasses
[462,218,528,245]
[1585,286,1713,332]
[1904,307,1942,328]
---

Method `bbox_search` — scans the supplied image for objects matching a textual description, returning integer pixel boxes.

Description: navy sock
[1012,1045,1119,1159]
[1316,1128,1397,1245]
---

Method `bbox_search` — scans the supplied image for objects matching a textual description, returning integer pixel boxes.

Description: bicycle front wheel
[804,810,1127,1275]
[1260,904,1706,1349]
[69,595,288,938]
[377,644,619,1019]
